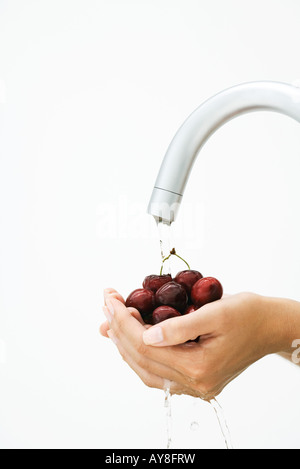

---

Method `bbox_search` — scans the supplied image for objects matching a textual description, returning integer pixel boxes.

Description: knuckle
[136,341,147,356]
[135,353,147,369]
[238,291,254,301]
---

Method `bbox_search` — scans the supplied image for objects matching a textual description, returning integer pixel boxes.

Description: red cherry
[174,270,203,295]
[142,274,172,292]
[152,305,181,324]
[184,304,198,315]
[191,277,223,308]
[125,288,155,323]
[155,281,188,313]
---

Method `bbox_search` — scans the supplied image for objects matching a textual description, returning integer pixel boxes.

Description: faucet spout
[147,81,300,223]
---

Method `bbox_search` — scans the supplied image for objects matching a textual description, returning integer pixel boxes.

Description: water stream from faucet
[156,219,233,449]
[156,219,172,273]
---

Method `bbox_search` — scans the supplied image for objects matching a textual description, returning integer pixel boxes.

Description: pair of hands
[100,288,293,400]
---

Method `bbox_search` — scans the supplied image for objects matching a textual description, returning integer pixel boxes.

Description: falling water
[209,398,233,449]
[189,398,200,432]
[157,221,174,448]
[164,382,172,449]
[156,220,172,273]
[189,397,233,449]
[156,219,233,449]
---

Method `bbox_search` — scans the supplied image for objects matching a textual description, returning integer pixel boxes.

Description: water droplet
[190,421,199,431]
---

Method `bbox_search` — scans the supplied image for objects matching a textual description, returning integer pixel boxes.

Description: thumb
[142,306,215,346]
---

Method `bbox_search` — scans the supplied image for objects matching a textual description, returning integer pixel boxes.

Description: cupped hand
[100,289,292,400]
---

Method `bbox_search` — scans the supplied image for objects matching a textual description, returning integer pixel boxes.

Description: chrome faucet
[147,81,300,224]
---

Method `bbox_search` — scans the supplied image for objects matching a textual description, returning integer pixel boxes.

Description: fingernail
[106,299,114,316]
[102,306,112,324]
[143,326,164,345]
[107,329,118,345]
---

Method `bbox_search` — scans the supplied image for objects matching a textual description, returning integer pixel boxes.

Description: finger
[100,305,143,337]
[108,297,169,355]
[107,296,146,337]
[112,322,191,386]
[108,329,166,390]
[103,288,125,305]
[99,320,110,337]
[107,329,187,396]
[126,307,145,325]
[99,305,113,337]
[142,301,220,346]
[107,297,199,386]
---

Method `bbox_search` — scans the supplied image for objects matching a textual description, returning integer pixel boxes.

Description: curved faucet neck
[148,81,300,223]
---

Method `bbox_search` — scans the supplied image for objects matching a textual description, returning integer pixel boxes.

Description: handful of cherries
[125,250,223,326]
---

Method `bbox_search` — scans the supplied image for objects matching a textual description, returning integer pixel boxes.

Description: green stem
[160,248,190,275]
[174,252,190,270]
[160,253,172,275]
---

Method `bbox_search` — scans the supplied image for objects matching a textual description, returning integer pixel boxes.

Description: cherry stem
[160,248,190,275]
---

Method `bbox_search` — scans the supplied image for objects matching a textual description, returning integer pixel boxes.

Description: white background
[1,0,300,449]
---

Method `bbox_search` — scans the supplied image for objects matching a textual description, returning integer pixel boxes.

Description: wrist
[260,295,300,355]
